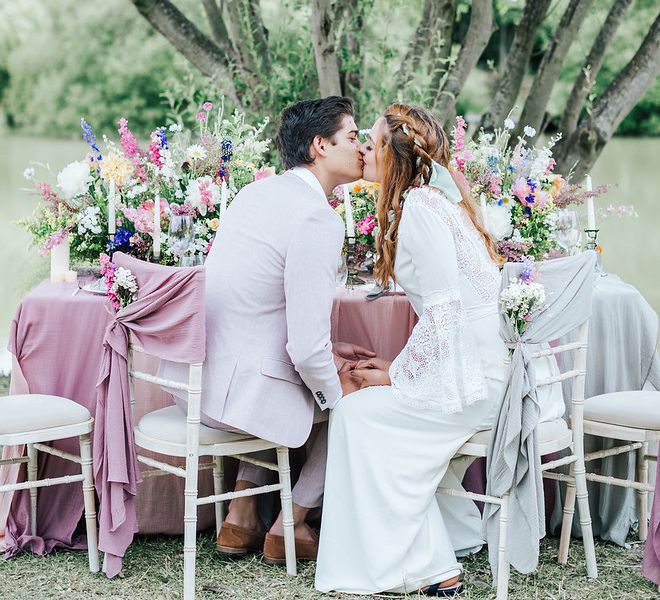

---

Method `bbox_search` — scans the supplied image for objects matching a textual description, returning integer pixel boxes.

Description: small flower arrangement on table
[450,116,607,263]
[99,253,138,311]
[18,101,273,268]
[329,180,380,268]
[499,259,547,336]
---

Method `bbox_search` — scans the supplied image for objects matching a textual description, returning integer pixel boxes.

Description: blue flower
[157,127,168,149]
[221,138,233,162]
[81,118,103,171]
[106,228,133,251]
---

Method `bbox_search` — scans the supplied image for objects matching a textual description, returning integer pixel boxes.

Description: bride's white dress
[315,186,564,594]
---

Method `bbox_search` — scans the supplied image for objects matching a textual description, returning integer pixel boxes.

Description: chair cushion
[136,406,255,446]
[0,394,91,435]
[584,391,660,429]
[463,418,571,456]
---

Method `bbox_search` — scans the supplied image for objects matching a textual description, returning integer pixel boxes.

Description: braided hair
[373,103,497,288]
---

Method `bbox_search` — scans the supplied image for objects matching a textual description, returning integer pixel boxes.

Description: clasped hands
[332,342,392,396]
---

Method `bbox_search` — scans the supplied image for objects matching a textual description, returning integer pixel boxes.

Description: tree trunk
[427,0,457,99]
[513,0,595,143]
[221,0,271,77]
[433,0,493,124]
[312,0,342,97]
[201,0,229,49]
[478,0,552,132]
[129,0,240,104]
[559,0,633,134]
[337,0,374,97]
[395,0,435,91]
[554,10,660,179]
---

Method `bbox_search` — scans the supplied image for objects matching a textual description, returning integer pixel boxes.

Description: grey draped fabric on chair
[483,251,597,577]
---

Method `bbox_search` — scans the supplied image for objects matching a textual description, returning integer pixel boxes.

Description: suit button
[320,399,326,405]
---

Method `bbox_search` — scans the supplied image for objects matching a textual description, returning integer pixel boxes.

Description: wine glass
[554,209,581,255]
[168,215,194,264]
[336,249,348,287]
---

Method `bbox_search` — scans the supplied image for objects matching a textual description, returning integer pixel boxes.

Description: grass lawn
[1,372,657,598]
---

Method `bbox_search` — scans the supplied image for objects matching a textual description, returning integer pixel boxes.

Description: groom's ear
[310,134,328,160]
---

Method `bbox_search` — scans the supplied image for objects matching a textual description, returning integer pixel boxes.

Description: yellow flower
[335,204,345,217]
[548,174,564,199]
[352,183,363,193]
[209,218,220,231]
[501,196,510,205]
[235,158,245,166]
[100,151,134,187]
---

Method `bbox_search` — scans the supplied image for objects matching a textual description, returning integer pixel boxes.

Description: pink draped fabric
[94,253,205,577]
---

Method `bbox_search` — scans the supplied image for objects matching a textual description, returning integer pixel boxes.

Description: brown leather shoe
[216,522,266,556]
[262,530,319,565]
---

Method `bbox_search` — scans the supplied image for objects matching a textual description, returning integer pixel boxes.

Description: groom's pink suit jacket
[202,171,344,447]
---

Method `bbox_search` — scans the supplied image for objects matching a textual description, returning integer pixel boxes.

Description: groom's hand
[339,371,361,396]
[332,342,377,361]
[355,357,392,372]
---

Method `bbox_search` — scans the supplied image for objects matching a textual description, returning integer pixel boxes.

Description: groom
[204,96,372,562]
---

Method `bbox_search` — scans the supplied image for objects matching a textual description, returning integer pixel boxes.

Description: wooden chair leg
[276,447,297,576]
[637,442,649,542]
[26,444,38,536]
[183,455,200,600]
[212,456,225,537]
[79,433,99,573]
[558,463,577,565]
[574,460,598,578]
[496,492,510,600]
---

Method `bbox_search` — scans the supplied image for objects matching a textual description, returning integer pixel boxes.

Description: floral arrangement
[450,116,606,262]
[329,180,380,266]
[19,101,273,266]
[499,259,546,336]
[99,253,138,310]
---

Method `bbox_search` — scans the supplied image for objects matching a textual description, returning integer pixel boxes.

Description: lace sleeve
[389,290,487,413]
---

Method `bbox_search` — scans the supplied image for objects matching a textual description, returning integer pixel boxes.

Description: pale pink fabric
[94,252,205,577]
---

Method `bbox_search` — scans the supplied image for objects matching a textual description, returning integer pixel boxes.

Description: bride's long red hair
[373,103,498,287]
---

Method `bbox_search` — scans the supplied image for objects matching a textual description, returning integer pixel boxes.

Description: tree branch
[395,0,435,90]
[201,0,229,48]
[433,0,493,123]
[129,0,240,104]
[427,0,457,99]
[478,0,552,132]
[513,0,595,143]
[312,0,342,96]
[554,10,660,178]
[559,0,633,134]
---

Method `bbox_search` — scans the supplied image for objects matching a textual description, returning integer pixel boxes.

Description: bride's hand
[355,357,392,372]
[350,368,391,389]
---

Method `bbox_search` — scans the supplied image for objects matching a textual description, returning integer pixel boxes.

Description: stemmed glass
[554,209,581,256]
[168,214,195,265]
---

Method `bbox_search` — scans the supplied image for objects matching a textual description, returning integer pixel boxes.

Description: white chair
[0,394,99,572]
[128,342,297,600]
[437,320,598,599]
[581,390,660,542]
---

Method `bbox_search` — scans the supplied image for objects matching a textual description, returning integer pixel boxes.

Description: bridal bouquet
[19,102,273,266]
[450,116,605,262]
[499,260,546,335]
[99,253,138,310]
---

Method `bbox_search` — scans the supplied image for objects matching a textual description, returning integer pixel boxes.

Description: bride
[314,104,563,596]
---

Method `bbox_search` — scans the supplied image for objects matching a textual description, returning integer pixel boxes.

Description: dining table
[1,270,658,567]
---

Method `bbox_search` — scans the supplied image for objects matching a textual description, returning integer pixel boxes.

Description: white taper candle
[585,175,596,230]
[220,179,228,216]
[153,194,161,260]
[343,184,355,238]
[108,180,116,235]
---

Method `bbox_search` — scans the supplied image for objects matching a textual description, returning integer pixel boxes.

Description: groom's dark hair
[275,96,354,170]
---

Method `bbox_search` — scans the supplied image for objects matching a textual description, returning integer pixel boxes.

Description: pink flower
[202,102,213,111]
[205,239,214,254]
[461,149,474,161]
[489,173,502,197]
[254,166,276,181]
[118,118,140,157]
[452,116,467,153]
[196,112,207,123]
[356,213,377,236]
[39,229,69,256]
[545,158,556,175]
[511,177,528,203]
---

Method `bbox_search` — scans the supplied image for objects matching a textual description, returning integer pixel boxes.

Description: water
[1,134,659,373]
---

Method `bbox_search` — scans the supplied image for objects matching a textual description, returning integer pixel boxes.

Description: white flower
[57,161,93,203]
[523,126,537,137]
[484,203,513,241]
[77,205,102,235]
[169,123,182,132]
[23,167,35,180]
[511,228,524,243]
[504,118,515,130]
[126,183,148,200]
[186,144,207,161]
[112,267,138,294]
